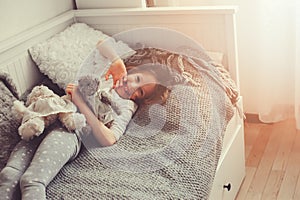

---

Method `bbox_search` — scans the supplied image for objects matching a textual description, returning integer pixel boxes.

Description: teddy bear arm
[18,117,45,141]
[59,112,86,132]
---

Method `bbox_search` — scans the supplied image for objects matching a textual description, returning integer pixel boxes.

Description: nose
[127,80,139,91]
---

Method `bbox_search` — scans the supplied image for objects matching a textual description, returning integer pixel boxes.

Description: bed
[0,6,245,200]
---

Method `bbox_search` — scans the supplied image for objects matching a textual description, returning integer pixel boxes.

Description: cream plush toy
[13,85,86,141]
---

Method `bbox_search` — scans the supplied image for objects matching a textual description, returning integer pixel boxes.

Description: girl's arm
[96,39,127,88]
[66,84,117,146]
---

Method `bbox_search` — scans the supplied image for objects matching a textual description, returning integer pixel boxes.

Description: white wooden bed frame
[0,6,245,200]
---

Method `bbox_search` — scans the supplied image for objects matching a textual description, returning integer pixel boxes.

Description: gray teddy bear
[78,75,120,128]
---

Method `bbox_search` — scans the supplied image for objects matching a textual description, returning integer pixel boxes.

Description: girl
[0,38,170,200]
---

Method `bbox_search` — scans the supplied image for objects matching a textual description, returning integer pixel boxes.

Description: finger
[113,79,118,88]
[115,80,120,88]
[67,83,75,88]
[118,80,122,87]
[121,77,125,86]
[105,70,111,80]
[66,88,72,93]
[66,88,72,95]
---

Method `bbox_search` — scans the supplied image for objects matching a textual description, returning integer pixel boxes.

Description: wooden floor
[236,118,300,200]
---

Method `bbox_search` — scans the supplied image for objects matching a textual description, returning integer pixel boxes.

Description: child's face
[114,71,157,101]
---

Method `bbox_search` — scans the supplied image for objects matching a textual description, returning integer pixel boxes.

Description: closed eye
[138,88,145,98]
[136,75,140,83]
[136,88,145,99]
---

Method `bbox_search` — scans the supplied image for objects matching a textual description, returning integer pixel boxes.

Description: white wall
[155,0,295,115]
[0,0,75,42]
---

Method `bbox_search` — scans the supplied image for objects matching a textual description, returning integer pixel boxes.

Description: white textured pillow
[29,23,109,89]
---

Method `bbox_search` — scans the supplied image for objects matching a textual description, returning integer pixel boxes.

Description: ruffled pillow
[29,23,108,89]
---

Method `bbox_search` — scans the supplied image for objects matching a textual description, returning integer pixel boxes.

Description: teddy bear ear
[11,100,26,122]
[78,75,99,96]
[12,100,26,112]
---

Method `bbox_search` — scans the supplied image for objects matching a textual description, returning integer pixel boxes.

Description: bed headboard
[0,6,239,96]
[74,6,240,86]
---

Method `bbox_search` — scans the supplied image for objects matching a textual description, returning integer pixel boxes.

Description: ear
[143,96,163,105]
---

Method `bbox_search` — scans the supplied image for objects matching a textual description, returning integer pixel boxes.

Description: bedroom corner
[0,0,75,43]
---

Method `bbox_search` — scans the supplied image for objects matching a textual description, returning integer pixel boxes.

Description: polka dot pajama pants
[0,125,81,200]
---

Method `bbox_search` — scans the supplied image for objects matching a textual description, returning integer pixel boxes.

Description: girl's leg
[20,127,80,200]
[0,136,44,200]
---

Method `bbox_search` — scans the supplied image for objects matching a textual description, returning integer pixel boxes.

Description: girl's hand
[105,58,127,88]
[66,83,77,96]
[66,83,83,105]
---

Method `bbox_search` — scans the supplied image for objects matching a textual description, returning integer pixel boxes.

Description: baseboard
[244,113,262,123]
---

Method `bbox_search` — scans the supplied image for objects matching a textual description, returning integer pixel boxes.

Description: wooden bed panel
[0,53,40,95]
[74,7,240,89]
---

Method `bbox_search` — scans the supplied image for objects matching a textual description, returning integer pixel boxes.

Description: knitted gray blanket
[0,72,21,170]
[45,48,237,199]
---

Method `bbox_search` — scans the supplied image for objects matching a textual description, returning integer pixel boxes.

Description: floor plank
[293,173,300,200]
[235,167,256,200]
[277,133,300,200]
[261,170,285,200]
[245,123,279,200]
[236,119,300,200]
[258,121,284,199]
[272,120,297,171]
[245,124,272,168]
